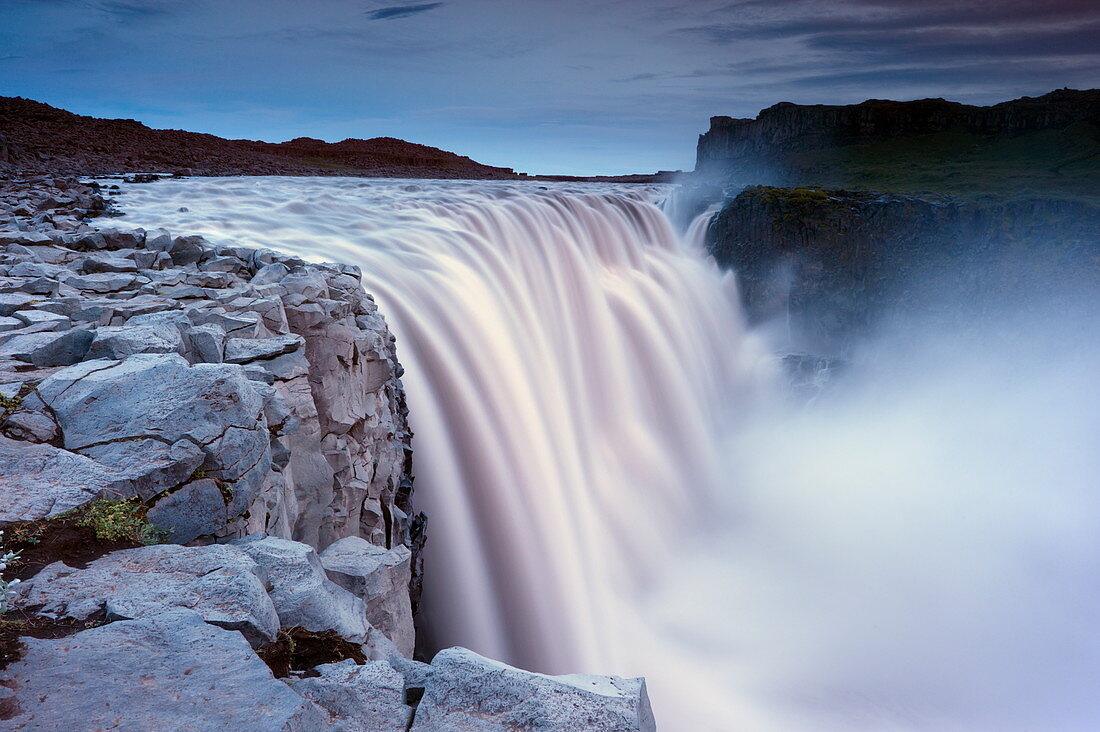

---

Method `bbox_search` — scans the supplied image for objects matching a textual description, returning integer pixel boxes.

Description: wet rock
[287,659,412,732]
[231,534,370,643]
[320,536,414,656]
[168,235,207,266]
[15,544,279,646]
[411,648,657,732]
[0,609,326,731]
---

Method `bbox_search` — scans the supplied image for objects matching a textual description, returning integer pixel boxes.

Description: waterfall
[107,177,1100,730]
[108,177,770,726]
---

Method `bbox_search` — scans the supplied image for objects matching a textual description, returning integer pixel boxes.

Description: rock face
[410,648,657,732]
[707,185,1100,354]
[696,89,1100,176]
[320,536,415,656]
[0,177,416,554]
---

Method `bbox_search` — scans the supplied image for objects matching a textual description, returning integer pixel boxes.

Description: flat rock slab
[0,609,326,731]
[224,334,304,364]
[15,543,279,646]
[411,648,656,732]
[0,436,130,523]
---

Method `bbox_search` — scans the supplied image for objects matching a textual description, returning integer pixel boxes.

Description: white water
[104,177,1100,731]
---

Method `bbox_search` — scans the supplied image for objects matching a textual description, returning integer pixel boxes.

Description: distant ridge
[0,97,519,179]
[694,88,1100,198]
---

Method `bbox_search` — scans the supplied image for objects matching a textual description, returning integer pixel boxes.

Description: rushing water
[104,177,1100,731]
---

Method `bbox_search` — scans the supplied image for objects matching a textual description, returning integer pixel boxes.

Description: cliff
[0,97,519,179]
[695,89,1100,198]
[0,178,655,731]
[708,186,1100,354]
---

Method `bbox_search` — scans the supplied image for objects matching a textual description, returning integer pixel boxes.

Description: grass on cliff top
[783,122,1100,204]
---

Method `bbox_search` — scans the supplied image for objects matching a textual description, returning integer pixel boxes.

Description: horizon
[3,0,1098,176]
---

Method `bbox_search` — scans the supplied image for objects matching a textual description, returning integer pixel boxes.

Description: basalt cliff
[0,178,655,731]
[698,89,1100,355]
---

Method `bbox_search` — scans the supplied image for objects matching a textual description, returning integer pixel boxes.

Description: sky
[1,0,1098,175]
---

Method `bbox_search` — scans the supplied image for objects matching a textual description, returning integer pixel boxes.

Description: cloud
[94,0,177,20]
[366,2,444,21]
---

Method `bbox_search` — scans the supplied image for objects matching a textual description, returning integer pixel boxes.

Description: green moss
[74,499,166,545]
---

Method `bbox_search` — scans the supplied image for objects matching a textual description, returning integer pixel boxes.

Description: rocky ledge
[0,177,655,731]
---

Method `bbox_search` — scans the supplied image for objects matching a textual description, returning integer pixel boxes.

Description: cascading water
[107,177,1100,731]
[106,177,772,727]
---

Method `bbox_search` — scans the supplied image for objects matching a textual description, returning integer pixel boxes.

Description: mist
[639,249,1100,730]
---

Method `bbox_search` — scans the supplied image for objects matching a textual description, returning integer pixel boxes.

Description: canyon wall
[707,186,1100,354]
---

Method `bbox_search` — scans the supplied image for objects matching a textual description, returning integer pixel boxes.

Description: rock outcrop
[0,177,414,551]
[697,88,1100,172]
[707,185,1100,353]
[694,89,1100,199]
[0,177,657,731]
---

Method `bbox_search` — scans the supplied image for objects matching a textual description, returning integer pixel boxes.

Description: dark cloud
[678,0,1100,45]
[808,22,1100,61]
[787,59,1100,90]
[366,3,444,21]
[94,0,178,20]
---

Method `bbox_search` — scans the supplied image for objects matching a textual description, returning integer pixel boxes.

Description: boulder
[0,609,327,731]
[231,535,370,643]
[410,648,657,732]
[0,390,60,443]
[86,323,183,359]
[287,659,412,732]
[224,334,304,364]
[320,536,415,656]
[184,322,225,363]
[12,309,69,330]
[0,328,93,366]
[0,437,130,523]
[15,544,279,646]
[79,437,205,500]
[146,478,228,543]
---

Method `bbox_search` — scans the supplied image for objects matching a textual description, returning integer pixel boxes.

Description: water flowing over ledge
[105,177,772,725]
[105,176,1100,731]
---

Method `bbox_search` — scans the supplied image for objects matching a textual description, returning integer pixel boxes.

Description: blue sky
[2,0,1097,175]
